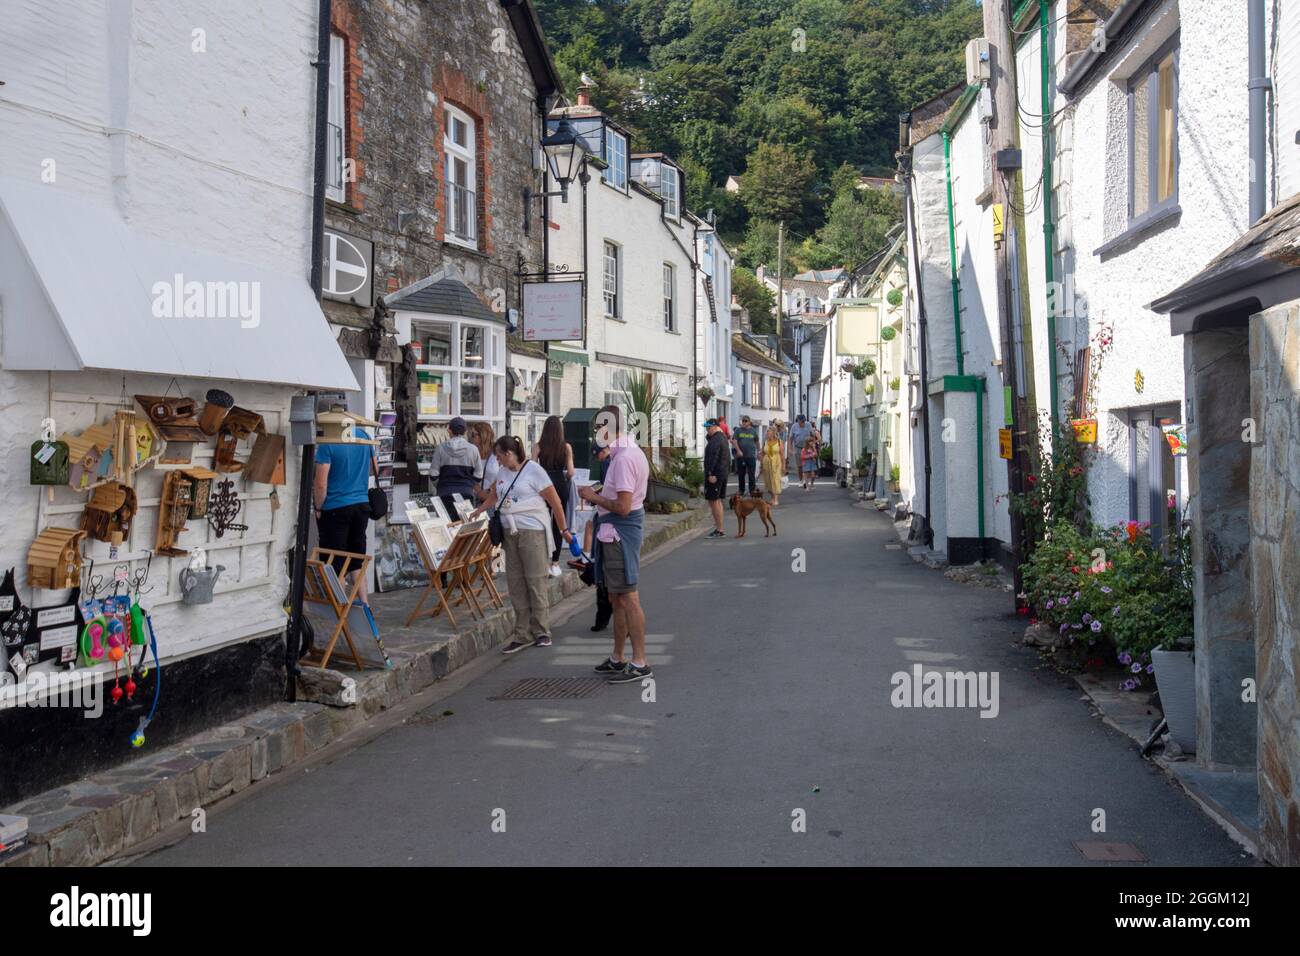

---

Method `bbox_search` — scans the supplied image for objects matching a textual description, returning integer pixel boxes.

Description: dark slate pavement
[140,486,1249,866]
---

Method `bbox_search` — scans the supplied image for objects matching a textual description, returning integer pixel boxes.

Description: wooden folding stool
[302,548,372,671]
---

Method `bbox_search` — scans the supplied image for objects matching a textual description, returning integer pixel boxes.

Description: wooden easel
[302,548,371,671]
[405,523,480,628]
[458,522,504,615]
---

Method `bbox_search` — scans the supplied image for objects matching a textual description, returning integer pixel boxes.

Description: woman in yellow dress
[761,424,785,506]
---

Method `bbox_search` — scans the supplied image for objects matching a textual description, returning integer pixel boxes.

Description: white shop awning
[0,177,357,391]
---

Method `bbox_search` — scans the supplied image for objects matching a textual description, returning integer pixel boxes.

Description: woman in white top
[468,421,498,501]
[472,436,572,654]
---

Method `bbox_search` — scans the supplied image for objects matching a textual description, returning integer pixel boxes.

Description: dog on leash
[729,491,777,538]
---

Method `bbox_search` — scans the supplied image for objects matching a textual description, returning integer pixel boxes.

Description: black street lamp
[539,118,583,202]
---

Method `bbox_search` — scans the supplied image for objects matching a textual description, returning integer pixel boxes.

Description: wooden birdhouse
[245,432,287,485]
[60,429,109,491]
[136,395,201,465]
[182,466,218,517]
[27,528,86,590]
[155,471,194,556]
[215,406,266,473]
[30,437,70,486]
[80,482,138,545]
[316,410,380,445]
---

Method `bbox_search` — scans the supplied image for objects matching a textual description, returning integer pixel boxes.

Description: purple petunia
[1060,623,1069,634]
[1119,652,1132,665]
[1059,596,1069,607]
[1046,600,1055,610]
[1091,620,1102,633]
[1072,623,1083,630]
[1146,663,1155,674]
[1131,662,1143,674]
[1083,613,1093,624]
[1122,679,1137,691]
[1100,586,1112,594]
[1112,606,1121,617]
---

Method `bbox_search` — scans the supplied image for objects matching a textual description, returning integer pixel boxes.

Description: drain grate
[1072,841,1147,862]
[491,677,607,700]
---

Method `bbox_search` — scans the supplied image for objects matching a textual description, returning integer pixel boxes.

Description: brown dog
[729,492,777,537]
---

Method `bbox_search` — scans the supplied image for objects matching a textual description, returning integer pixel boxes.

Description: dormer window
[661,165,678,219]
[603,129,627,190]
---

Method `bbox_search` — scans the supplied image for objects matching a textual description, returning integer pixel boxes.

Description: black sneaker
[533,634,553,647]
[501,641,530,655]
[590,618,610,632]
[707,529,726,538]
[608,662,653,683]
[593,657,624,674]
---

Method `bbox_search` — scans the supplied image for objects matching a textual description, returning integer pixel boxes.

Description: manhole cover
[1072,841,1147,862]
[491,677,607,700]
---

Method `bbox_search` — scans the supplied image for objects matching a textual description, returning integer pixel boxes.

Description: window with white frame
[410,317,505,439]
[750,372,763,408]
[1128,38,1178,224]
[604,367,638,410]
[663,263,676,331]
[326,33,346,203]
[769,376,782,410]
[603,241,620,318]
[661,165,679,219]
[603,129,627,190]
[444,104,477,246]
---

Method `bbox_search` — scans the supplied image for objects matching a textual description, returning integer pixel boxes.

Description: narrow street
[141,488,1245,867]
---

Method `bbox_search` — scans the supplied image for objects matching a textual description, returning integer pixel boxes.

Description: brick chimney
[577,86,592,106]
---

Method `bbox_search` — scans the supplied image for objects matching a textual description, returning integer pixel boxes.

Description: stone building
[319,0,560,526]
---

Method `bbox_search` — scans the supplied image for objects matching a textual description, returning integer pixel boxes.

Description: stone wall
[1184,327,1254,769]
[1250,302,1300,867]
[323,0,546,334]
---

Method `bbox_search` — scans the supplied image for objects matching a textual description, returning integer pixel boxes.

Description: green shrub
[818,444,832,462]
[880,326,897,342]
[886,288,903,308]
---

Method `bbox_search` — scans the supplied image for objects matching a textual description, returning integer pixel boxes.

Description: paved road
[142,487,1247,866]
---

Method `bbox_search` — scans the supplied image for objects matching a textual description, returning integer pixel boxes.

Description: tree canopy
[536,0,979,274]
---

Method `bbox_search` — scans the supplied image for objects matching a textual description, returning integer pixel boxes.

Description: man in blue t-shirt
[786,414,812,476]
[314,429,376,600]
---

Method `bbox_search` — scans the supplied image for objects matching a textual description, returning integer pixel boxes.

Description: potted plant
[888,464,901,493]
[888,376,901,399]
[886,288,904,309]
[695,384,714,405]
[817,443,835,477]
[854,452,870,477]
[623,377,692,505]
[880,325,897,342]
[1070,322,1113,445]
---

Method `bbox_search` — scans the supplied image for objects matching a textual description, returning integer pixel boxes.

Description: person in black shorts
[703,418,729,538]
[314,427,377,601]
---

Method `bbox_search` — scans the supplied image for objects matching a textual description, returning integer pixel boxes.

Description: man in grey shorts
[579,405,652,683]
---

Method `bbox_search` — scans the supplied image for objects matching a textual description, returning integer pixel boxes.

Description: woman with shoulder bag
[472,436,573,654]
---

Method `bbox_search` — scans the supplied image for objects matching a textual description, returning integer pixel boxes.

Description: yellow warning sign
[992,203,1005,243]
[998,428,1013,460]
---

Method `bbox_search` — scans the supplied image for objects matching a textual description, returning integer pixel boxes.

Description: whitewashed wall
[1045,0,1249,527]
[0,0,319,697]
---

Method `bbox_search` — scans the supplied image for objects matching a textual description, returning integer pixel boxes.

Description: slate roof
[907,81,968,145]
[383,266,502,322]
[732,332,787,374]
[507,334,546,360]
[808,323,828,381]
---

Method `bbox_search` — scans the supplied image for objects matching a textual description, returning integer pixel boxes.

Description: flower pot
[1151,648,1196,754]
[1070,417,1097,443]
[645,478,691,505]
[888,480,900,493]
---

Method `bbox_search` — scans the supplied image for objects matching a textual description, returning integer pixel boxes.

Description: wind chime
[207,479,248,538]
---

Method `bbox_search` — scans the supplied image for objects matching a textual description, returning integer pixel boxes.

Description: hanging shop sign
[998,428,1013,460]
[522,280,583,342]
[322,228,373,307]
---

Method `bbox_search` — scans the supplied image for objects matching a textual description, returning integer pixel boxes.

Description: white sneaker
[549,563,562,577]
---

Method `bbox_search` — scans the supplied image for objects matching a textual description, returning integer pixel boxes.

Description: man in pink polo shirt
[578,405,651,683]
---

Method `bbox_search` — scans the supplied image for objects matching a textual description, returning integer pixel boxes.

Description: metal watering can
[179,565,225,606]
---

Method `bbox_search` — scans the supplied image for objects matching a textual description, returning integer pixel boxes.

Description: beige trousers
[502,527,550,641]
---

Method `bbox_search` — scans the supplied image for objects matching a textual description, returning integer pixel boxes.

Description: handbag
[489,464,525,546]
[368,453,388,521]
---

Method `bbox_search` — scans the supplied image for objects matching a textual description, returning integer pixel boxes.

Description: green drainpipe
[975,378,985,541]
[1040,0,1060,430]
[942,131,964,377]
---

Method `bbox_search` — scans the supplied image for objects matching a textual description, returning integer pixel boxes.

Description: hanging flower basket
[696,386,715,405]
[1070,418,1098,444]
[880,326,897,342]
[886,288,904,308]
[842,357,875,380]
